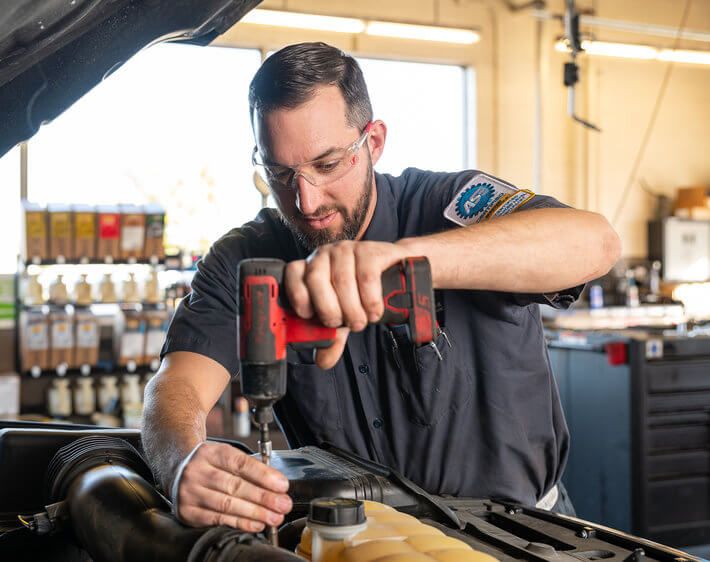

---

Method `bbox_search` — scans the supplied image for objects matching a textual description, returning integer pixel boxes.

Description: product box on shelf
[47,204,73,261]
[96,205,121,260]
[120,204,146,261]
[22,201,49,262]
[143,308,169,370]
[20,310,50,373]
[75,309,100,370]
[49,308,75,373]
[143,204,166,261]
[72,204,97,260]
[116,308,145,369]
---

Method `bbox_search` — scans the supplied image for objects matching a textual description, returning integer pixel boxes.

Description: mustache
[295,205,348,222]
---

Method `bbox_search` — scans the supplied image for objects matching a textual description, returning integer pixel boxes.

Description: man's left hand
[284,240,409,369]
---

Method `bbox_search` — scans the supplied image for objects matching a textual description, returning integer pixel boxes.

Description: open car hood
[0,0,261,157]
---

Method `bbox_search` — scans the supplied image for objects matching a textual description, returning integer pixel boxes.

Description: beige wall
[216,0,710,257]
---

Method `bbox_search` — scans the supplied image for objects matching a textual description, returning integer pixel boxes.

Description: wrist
[394,236,426,257]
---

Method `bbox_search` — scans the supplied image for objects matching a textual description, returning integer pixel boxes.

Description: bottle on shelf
[99,273,117,303]
[25,274,44,306]
[21,310,50,376]
[48,274,69,306]
[122,272,141,304]
[144,269,162,305]
[74,273,93,306]
[97,376,120,413]
[625,269,640,308]
[74,377,96,416]
[93,375,121,427]
[48,379,72,418]
[121,373,143,429]
[75,309,100,374]
[49,308,74,375]
[117,309,145,371]
[143,309,169,371]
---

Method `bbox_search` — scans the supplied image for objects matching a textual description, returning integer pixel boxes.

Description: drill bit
[254,406,278,547]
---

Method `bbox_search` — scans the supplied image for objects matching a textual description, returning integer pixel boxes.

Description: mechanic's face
[254,85,386,250]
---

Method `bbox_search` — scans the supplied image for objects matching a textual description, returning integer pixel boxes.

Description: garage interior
[1,0,710,560]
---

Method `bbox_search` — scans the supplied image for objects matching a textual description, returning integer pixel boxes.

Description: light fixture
[240,9,365,34]
[555,39,710,66]
[365,21,480,45]
[239,9,479,45]
[658,48,710,65]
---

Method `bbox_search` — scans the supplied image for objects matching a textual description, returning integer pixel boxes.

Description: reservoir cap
[309,497,365,527]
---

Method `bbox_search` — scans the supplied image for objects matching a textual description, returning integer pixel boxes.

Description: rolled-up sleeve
[514,193,585,308]
[408,168,584,309]
[160,234,242,375]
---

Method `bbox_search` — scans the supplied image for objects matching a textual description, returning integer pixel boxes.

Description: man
[143,42,621,533]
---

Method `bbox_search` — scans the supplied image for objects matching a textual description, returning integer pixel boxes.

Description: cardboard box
[49,309,75,371]
[120,204,146,261]
[117,309,146,368]
[96,205,121,260]
[73,204,97,260]
[143,309,169,368]
[22,201,49,262]
[675,186,710,211]
[48,204,73,262]
[143,203,165,261]
[21,310,50,372]
[75,310,99,368]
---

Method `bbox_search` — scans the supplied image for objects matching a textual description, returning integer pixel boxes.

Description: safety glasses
[252,122,372,190]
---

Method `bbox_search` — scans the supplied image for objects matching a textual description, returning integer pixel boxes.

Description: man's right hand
[173,441,292,532]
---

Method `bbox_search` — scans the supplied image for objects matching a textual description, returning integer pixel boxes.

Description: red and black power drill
[236,256,435,545]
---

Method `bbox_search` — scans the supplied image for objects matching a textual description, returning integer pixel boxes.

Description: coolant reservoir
[297,499,498,562]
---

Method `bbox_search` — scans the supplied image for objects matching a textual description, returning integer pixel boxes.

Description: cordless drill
[236,256,435,545]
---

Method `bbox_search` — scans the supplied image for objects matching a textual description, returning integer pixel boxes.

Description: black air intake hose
[45,436,302,562]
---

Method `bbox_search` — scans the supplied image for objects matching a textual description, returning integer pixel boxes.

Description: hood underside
[0,0,261,157]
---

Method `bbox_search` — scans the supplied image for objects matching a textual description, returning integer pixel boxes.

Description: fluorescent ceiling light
[658,48,710,65]
[555,39,710,66]
[239,9,479,45]
[365,21,480,44]
[240,9,365,34]
[581,40,657,60]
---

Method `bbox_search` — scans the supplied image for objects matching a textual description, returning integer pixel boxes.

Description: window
[357,57,474,175]
[0,146,21,273]
[11,44,475,266]
[27,44,263,255]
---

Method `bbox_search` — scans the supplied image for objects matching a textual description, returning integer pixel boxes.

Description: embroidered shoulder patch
[443,173,534,226]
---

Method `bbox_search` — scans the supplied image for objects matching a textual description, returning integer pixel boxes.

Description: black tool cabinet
[548,333,710,548]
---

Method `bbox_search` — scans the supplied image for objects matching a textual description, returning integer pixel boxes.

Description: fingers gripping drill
[236,257,436,545]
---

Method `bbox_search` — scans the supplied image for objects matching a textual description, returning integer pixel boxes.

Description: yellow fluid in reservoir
[297,500,499,562]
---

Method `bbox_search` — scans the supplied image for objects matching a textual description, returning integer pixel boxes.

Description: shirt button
[358,364,370,374]
[373,418,384,429]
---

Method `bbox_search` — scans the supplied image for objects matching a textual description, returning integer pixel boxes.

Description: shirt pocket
[394,330,473,427]
[286,362,343,440]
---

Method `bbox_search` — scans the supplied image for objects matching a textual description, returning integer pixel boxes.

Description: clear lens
[253,127,369,190]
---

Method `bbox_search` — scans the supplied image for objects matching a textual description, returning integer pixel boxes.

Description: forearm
[142,373,207,492]
[397,208,621,293]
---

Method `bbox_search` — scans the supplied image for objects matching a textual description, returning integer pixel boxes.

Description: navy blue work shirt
[161,168,582,507]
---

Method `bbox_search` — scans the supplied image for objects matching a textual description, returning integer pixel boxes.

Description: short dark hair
[248,42,373,130]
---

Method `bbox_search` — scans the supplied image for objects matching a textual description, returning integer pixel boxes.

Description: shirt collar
[361,172,399,243]
[288,171,399,257]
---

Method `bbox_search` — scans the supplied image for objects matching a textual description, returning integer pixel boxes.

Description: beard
[278,151,373,251]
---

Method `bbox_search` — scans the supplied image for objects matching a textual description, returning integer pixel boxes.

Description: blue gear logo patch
[455,183,495,219]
